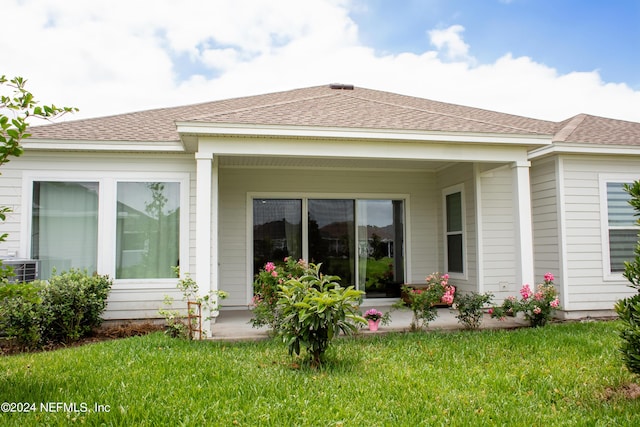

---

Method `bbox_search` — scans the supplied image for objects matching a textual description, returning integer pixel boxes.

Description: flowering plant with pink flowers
[396,272,456,330]
[362,308,391,326]
[250,257,308,331]
[489,272,560,327]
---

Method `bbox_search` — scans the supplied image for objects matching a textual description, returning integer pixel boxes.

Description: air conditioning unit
[1,259,39,283]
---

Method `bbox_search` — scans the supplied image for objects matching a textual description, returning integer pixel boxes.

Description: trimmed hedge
[0,269,112,348]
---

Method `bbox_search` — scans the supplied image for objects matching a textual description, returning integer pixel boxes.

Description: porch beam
[512,161,535,288]
[196,136,533,164]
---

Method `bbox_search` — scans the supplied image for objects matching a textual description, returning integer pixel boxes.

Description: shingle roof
[27,84,640,147]
[28,85,557,143]
[553,114,640,146]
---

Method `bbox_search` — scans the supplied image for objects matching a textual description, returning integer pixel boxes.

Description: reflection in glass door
[308,199,355,286]
[357,200,404,297]
[252,198,404,297]
[253,199,302,274]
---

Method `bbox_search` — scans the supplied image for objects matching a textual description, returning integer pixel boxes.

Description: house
[2,84,639,334]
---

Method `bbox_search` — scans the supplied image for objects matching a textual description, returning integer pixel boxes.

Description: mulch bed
[0,322,164,356]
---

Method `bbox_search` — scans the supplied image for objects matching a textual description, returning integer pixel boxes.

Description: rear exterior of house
[1,85,639,332]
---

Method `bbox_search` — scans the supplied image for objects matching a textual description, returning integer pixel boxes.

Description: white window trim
[442,183,467,280]
[599,174,639,281]
[246,192,410,304]
[21,171,190,288]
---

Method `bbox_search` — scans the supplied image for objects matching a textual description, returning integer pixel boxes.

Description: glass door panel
[253,199,302,274]
[357,200,404,298]
[308,199,355,286]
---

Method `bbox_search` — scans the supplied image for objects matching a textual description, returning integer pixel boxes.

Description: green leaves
[617,181,640,376]
[276,263,365,366]
[0,74,78,169]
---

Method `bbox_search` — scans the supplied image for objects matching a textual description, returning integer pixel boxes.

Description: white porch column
[512,161,535,287]
[195,152,218,338]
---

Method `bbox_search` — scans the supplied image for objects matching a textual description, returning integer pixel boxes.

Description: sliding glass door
[253,199,302,274]
[253,197,404,297]
[308,199,355,286]
[357,200,404,297]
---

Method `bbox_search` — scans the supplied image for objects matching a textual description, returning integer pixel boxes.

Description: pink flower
[441,293,454,304]
[520,284,532,300]
[443,274,450,280]
[550,298,559,308]
[533,306,542,315]
[534,291,544,301]
[488,308,494,315]
[264,262,276,273]
[271,271,278,277]
[544,272,555,282]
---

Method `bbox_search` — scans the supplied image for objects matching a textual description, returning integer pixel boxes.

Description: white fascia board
[176,122,552,147]
[22,139,186,153]
[529,142,640,159]
[196,135,533,163]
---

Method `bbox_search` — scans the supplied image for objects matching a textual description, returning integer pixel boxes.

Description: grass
[1,321,639,426]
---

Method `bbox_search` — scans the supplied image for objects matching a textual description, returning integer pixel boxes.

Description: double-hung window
[444,185,465,276]
[604,181,638,275]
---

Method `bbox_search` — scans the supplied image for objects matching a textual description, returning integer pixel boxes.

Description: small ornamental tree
[277,263,365,367]
[615,181,640,376]
[0,75,77,281]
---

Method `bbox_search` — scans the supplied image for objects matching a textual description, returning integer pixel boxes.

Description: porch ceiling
[218,154,456,171]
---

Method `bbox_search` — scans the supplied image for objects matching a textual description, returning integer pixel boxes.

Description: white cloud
[428,25,472,62]
[3,0,639,124]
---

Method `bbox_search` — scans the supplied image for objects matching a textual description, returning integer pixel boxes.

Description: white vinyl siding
[479,165,518,297]
[561,156,640,311]
[530,158,563,300]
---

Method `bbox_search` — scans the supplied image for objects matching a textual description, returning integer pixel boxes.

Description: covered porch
[184,129,547,335]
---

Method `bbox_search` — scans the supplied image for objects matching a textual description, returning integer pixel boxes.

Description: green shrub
[277,263,365,366]
[615,294,640,375]
[39,269,112,343]
[0,282,43,348]
[616,181,640,376]
[454,291,493,329]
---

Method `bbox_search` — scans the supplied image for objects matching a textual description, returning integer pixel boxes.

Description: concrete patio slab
[210,306,529,341]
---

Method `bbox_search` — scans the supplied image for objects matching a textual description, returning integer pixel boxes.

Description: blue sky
[2,0,639,122]
[354,0,640,88]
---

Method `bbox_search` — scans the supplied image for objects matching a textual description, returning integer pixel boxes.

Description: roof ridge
[185,90,339,122]
[342,91,554,135]
[553,113,588,142]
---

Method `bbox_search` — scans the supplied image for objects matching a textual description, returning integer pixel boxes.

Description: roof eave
[529,142,640,160]
[22,138,186,153]
[176,121,553,147]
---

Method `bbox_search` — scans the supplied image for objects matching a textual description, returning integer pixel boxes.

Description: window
[252,197,405,297]
[605,182,637,273]
[29,174,187,281]
[116,182,180,279]
[32,181,99,280]
[444,187,464,274]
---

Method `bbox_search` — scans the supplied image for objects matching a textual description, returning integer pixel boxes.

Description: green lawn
[1,321,639,426]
